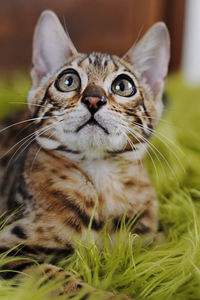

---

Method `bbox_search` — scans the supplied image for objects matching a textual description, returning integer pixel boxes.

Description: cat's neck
[51,143,147,164]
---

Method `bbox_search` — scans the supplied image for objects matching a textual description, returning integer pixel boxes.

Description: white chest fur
[79,154,140,219]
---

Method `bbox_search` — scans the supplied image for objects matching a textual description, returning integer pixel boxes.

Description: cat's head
[28,10,170,158]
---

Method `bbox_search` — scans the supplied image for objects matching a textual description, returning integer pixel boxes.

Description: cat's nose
[81,85,107,114]
[82,95,106,114]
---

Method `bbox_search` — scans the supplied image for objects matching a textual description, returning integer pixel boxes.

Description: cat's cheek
[107,134,127,151]
[36,136,61,150]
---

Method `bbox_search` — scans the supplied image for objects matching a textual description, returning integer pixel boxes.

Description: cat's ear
[124,22,170,96]
[31,10,77,87]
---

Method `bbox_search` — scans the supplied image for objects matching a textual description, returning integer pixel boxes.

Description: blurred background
[1,0,200,83]
[1,0,200,85]
[0,0,187,75]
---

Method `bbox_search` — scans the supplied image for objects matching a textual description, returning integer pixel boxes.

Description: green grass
[0,73,200,299]
[0,74,30,118]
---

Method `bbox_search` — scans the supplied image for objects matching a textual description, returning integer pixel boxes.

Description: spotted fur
[0,10,170,298]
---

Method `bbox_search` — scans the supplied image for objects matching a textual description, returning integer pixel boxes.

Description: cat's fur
[0,10,170,298]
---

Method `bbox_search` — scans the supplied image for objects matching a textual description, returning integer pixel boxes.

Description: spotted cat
[0,10,170,298]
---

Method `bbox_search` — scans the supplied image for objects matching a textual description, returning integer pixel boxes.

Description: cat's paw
[154,232,166,245]
[41,264,132,299]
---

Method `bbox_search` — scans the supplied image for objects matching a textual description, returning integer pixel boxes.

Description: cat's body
[0,11,170,298]
[0,110,157,251]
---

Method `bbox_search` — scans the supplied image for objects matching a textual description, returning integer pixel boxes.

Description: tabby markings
[51,190,104,231]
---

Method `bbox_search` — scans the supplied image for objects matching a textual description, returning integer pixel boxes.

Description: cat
[0,10,170,299]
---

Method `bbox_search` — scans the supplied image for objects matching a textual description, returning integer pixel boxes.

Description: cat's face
[28,11,170,158]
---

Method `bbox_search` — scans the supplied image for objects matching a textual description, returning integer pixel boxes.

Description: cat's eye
[55,69,81,92]
[111,74,136,97]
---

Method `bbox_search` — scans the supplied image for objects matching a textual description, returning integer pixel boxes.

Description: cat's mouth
[76,117,109,134]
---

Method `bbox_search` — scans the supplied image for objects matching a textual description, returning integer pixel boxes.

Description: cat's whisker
[15,122,37,139]
[62,14,68,35]
[124,117,185,171]
[7,121,61,169]
[119,128,144,171]
[6,125,53,168]
[8,102,48,109]
[29,131,56,173]
[124,123,177,178]
[29,119,65,173]
[0,114,63,135]
[122,25,144,60]
[131,120,185,173]
[132,119,185,155]
[121,124,159,179]
[138,115,174,125]
[0,115,64,162]
[30,145,42,173]
[124,125,168,179]
[137,131,176,178]
[127,129,158,178]
[0,129,39,162]
[17,112,64,139]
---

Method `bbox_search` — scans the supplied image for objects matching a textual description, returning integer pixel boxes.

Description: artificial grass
[0,73,200,299]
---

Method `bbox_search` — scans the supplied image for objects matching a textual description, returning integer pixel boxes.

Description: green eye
[111,74,136,97]
[55,69,81,92]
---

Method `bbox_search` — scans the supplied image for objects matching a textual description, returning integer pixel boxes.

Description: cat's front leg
[34,264,131,299]
[8,262,131,300]
[112,194,160,246]
[0,228,130,299]
[133,197,161,245]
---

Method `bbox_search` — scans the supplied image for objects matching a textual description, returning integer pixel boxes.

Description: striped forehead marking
[75,53,116,72]
[113,57,136,77]
[86,53,112,68]
[63,53,135,74]
[62,53,137,86]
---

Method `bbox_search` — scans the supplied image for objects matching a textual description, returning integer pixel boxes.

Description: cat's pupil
[116,80,132,92]
[118,82,125,91]
[65,76,73,87]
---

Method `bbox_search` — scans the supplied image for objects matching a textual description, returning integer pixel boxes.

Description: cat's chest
[79,158,135,218]
[26,148,140,224]
[22,149,150,247]
[80,159,115,194]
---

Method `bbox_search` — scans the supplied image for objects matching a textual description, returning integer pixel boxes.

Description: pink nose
[81,85,107,114]
[83,96,102,109]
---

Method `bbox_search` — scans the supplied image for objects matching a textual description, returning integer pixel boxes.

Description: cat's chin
[36,124,129,157]
[53,125,126,155]
[78,125,125,151]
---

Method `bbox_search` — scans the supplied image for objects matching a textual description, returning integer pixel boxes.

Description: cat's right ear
[31,10,77,87]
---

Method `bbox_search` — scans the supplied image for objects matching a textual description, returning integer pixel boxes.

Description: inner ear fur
[31,10,77,88]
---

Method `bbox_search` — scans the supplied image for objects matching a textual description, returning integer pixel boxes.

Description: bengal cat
[0,10,170,299]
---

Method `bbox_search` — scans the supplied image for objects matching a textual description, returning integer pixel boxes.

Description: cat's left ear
[31,10,77,87]
[124,22,170,96]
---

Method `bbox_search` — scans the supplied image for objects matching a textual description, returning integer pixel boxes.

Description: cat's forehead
[66,52,132,80]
